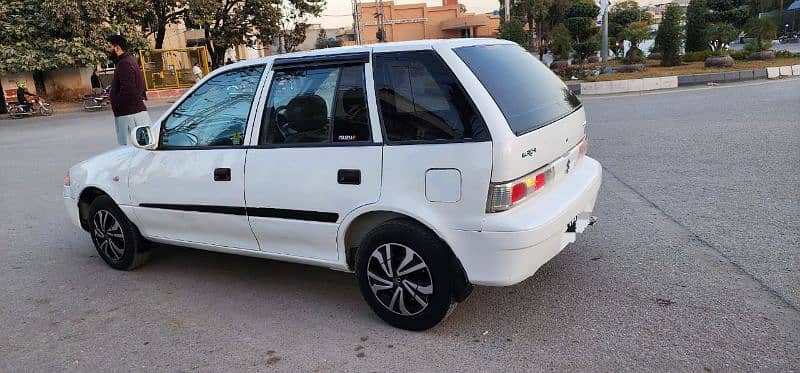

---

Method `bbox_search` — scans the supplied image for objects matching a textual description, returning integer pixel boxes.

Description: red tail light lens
[487,166,554,212]
[511,183,527,203]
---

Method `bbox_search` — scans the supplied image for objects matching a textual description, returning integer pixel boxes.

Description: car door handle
[337,169,361,185]
[214,168,231,181]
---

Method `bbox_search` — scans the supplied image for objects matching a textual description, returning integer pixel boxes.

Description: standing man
[106,35,149,146]
[90,70,103,95]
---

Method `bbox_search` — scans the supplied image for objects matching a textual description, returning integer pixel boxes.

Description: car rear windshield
[454,44,582,136]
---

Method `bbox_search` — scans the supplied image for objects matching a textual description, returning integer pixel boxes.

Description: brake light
[64,171,71,187]
[487,166,554,213]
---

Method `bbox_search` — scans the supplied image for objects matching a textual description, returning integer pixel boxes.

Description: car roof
[219,38,515,71]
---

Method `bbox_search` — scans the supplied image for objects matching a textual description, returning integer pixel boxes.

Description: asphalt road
[1,79,798,371]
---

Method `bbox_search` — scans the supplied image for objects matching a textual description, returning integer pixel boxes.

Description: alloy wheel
[366,243,433,316]
[92,210,126,261]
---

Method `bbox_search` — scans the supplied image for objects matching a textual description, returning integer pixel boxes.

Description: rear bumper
[446,157,602,286]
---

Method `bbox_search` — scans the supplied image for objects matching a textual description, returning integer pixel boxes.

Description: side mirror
[131,125,157,150]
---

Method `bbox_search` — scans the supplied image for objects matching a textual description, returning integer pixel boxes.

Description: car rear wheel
[88,196,150,270]
[355,219,455,331]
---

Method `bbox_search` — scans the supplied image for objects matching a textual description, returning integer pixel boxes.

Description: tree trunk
[155,23,167,49]
[527,15,535,51]
[538,20,545,60]
[33,71,47,96]
[0,80,6,114]
[204,29,218,69]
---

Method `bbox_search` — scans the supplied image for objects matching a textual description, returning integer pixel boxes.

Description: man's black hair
[107,35,128,51]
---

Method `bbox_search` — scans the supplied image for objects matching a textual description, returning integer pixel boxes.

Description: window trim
[371,50,491,146]
[273,52,370,70]
[157,64,267,150]
[255,60,373,148]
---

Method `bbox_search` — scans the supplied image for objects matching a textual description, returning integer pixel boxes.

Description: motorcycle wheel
[39,104,54,116]
[8,106,24,119]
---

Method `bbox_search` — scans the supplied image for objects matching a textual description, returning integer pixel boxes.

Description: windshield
[454,44,582,136]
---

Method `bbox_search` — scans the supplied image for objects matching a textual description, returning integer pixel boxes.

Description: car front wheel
[88,195,150,270]
[356,219,455,331]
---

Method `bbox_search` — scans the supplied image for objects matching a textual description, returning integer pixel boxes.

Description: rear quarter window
[454,44,581,136]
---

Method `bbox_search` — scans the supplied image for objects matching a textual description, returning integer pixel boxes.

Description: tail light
[487,166,554,213]
[64,171,70,187]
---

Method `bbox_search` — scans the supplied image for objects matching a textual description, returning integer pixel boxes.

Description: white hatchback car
[64,39,601,330]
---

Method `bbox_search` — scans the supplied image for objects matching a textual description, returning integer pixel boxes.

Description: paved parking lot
[1,79,798,371]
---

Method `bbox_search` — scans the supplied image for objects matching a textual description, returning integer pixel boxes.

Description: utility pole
[375,0,385,42]
[601,0,609,63]
[352,0,361,45]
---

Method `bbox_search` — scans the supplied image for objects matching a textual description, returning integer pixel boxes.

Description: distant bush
[683,50,710,62]
[776,49,800,58]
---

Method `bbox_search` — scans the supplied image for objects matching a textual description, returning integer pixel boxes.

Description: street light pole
[601,0,609,63]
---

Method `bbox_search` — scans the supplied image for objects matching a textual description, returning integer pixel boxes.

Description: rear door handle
[337,169,361,185]
[214,168,231,181]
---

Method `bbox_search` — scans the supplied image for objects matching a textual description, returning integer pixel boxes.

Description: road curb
[569,64,800,95]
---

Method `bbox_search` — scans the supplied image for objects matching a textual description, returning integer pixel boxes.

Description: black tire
[8,106,23,118]
[355,219,455,331]
[88,195,151,270]
[39,104,53,116]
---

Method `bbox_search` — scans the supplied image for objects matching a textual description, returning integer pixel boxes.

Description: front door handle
[214,168,231,181]
[337,169,361,185]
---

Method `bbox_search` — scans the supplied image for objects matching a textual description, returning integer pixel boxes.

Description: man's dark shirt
[110,53,147,117]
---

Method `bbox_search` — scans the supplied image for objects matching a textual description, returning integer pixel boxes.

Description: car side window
[373,51,489,143]
[160,66,264,148]
[260,64,371,145]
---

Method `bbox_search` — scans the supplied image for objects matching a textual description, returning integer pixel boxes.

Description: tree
[655,3,683,66]
[608,0,652,54]
[707,0,749,29]
[276,0,325,53]
[541,0,572,59]
[621,21,651,63]
[564,0,600,63]
[0,0,145,93]
[706,22,738,54]
[142,0,186,49]
[744,17,777,51]
[515,0,551,54]
[500,17,528,45]
[549,23,572,60]
[685,0,710,52]
[314,28,342,49]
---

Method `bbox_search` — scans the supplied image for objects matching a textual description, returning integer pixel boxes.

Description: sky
[310,0,499,28]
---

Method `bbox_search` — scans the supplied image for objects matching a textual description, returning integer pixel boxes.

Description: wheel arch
[77,186,112,231]
[340,208,473,302]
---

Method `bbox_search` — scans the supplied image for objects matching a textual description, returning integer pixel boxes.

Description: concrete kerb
[578,66,795,95]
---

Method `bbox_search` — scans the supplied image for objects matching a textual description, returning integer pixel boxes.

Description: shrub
[685,0,710,52]
[549,23,573,60]
[683,50,710,62]
[706,23,738,56]
[501,18,527,46]
[656,3,684,66]
[776,49,800,58]
[729,49,749,60]
[744,18,778,52]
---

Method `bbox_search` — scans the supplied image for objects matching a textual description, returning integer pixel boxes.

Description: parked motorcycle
[7,96,54,119]
[82,85,111,111]
[778,31,800,44]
